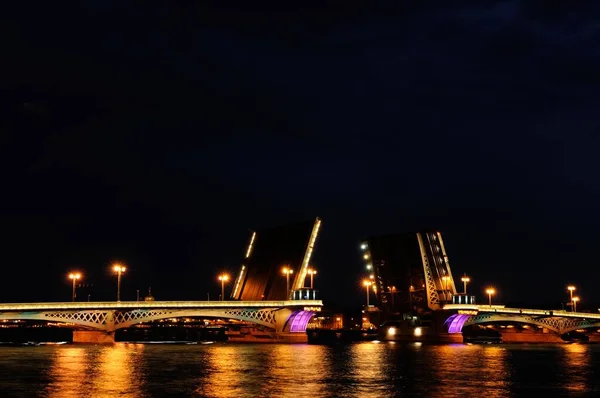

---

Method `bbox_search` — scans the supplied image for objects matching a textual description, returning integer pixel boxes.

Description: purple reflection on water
[288,311,315,332]
[444,314,471,333]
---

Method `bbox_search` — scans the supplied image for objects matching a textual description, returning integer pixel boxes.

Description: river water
[0,342,599,397]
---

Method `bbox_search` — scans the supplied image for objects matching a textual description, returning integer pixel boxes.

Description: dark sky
[3,2,600,310]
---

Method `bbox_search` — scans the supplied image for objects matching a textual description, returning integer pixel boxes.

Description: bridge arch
[561,321,600,335]
[114,308,281,330]
[0,307,318,333]
[443,314,471,333]
[0,310,114,331]
[462,314,562,333]
[444,313,600,335]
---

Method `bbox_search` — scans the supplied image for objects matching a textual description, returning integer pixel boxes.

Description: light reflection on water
[44,344,146,398]
[562,343,592,393]
[0,342,598,397]
[202,344,333,397]
[423,344,511,397]
[45,347,89,397]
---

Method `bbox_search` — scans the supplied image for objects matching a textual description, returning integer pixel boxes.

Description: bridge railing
[443,304,600,320]
[0,300,323,311]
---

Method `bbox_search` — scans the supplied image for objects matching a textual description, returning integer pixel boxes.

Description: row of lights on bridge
[281,266,317,296]
[359,278,583,312]
[359,278,492,306]
[359,242,495,306]
[359,243,586,312]
[67,264,127,302]
[480,286,582,311]
[68,264,318,303]
[219,266,317,300]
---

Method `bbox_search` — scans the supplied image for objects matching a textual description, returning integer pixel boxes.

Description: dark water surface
[0,342,599,397]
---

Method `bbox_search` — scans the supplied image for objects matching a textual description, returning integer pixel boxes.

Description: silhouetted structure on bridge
[360,230,458,317]
[231,217,321,301]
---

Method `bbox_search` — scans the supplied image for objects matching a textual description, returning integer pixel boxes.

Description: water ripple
[0,342,599,397]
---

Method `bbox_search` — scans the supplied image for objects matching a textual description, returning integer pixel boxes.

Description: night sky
[3,2,600,310]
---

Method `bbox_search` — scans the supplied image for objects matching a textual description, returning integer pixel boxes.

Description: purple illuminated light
[288,310,315,333]
[444,314,471,333]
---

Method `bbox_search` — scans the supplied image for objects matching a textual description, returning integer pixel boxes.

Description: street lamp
[68,272,81,302]
[461,274,470,295]
[218,274,229,301]
[486,288,495,307]
[282,266,293,298]
[307,268,317,289]
[113,264,126,302]
[567,285,576,312]
[573,296,580,313]
[389,286,396,308]
[363,280,372,308]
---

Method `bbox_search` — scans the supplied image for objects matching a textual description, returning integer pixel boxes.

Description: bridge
[360,230,600,341]
[443,304,600,336]
[0,300,322,342]
[0,217,324,343]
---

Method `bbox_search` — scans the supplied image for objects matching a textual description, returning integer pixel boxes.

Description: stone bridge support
[73,330,116,344]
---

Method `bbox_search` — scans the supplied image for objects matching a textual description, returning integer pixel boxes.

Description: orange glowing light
[68,273,81,280]
[113,264,126,273]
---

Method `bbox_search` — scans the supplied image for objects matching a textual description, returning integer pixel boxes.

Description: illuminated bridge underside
[463,314,600,335]
[0,301,322,333]
[444,304,600,320]
[444,305,600,335]
[287,311,315,333]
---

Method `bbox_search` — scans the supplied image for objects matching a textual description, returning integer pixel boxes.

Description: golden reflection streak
[199,345,249,397]
[264,345,329,397]
[425,344,510,397]
[90,343,145,397]
[200,344,331,398]
[562,343,591,393]
[46,347,89,398]
[479,345,510,394]
[349,342,393,397]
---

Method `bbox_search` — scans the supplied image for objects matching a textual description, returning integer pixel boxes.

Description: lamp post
[461,274,470,295]
[113,264,126,302]
[307,268,317,289]
[68,272,81,302]
[363,280,372,308]
[218,274,229,301]
[567,285,576,312]
[573,296,579,313]
[486,288,495,307]
[389,286,396,309]
[282,267,293,298]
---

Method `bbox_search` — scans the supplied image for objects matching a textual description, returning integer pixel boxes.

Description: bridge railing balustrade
[452,294,476,305]
[292,288,318,300]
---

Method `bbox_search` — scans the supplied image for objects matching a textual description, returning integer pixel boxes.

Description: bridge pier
[72,330,115,344]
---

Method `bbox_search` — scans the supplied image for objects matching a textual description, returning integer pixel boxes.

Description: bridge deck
[444,304,600,320]
[0,300,323,312]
